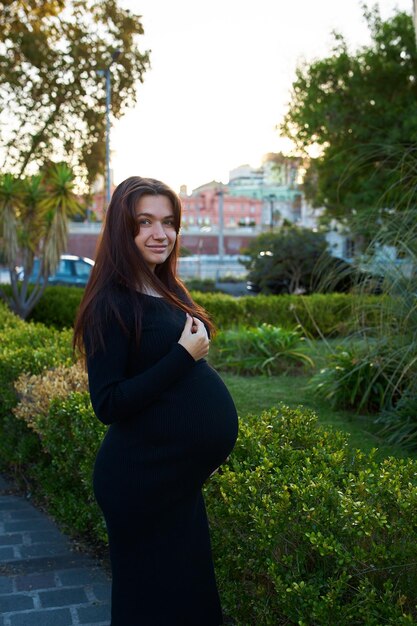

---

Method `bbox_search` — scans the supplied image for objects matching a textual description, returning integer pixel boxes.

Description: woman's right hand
[178,313,210,361]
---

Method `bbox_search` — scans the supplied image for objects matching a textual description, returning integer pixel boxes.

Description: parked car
[22,254,94,287]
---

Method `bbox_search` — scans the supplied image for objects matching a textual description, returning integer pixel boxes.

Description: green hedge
[1,306,416,624]
[0,301,73,471]
[6,385,417,624]
[206,406,417,625]
[2,286,384,337]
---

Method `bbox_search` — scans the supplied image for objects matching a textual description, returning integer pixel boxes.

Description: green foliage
[1,317,415,623]
[33,392,107,541]
[0,0,150,185]
[20,286,382,338]
[184,278,219,293]
[210,324,313,375]
[0,165,82,319]
[0,318,73,470]
[28,285,85,328]
[281,8,417,233]
[309,345,397,413]
[241,225,341,294]
[205,406,417,625]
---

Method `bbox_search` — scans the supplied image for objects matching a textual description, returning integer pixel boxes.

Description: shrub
[10,284,383,337]
[210,324,313,375]
[310,343,410,413]
[28,285,84,328]
[33,392,107,541]
[205,405,417,625]
[0,300,24,330]
[13,362,88,428]
[0,321,73,471]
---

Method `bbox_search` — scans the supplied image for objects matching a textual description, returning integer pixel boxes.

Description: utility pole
[97,49,121,210]
[268,193,276,231]
[217,184,225,262]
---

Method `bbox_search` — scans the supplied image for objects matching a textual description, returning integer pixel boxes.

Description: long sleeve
[86,308,196,425]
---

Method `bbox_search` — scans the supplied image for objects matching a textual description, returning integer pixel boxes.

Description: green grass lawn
[222,373,415,461]
[219,337,415,462]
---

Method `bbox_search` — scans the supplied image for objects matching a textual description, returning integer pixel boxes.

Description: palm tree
[0,163,81,319]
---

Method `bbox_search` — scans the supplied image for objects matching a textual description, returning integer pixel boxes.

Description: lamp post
[268,193,276,231]
[97,49,121,209]
[216,184,225,262]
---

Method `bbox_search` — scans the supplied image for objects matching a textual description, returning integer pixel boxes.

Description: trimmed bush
[6,349,417,624]
[210,324,313,375]
[3,286,383,337]
[28,285,84,328]
[0,318,73,471]
[32,392,107,541]
[205,405,417,625]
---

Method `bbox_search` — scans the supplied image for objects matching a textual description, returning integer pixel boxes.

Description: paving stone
[0,575,14,593]
[0,500,29,511]
[29,529,64,543]
[39,586,88,607]
[57,567,110,587]
[0,546,15,560]
[10,510,45,521]
[0,593,34,612]
[15,571,57,591]
[77,603,111,624]
[8,608,73,626]
[90,583,111,603]
[0,534,23,546]
[20,543,70,559]
[1,554,93,575]
[4,520,57,533]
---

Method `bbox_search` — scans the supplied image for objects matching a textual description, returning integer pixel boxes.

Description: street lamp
[268,193,276,231]
[97,49,121,209]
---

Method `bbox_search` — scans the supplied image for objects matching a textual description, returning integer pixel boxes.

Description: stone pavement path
[0,475,111,626]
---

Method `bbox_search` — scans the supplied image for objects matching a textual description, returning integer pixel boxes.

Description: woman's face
[134,194,177,271]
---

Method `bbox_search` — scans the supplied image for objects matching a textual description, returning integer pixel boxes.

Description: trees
[0,163,81,318]
[281,8,417,236]
[241,224,349,295]
[0,0,150,187]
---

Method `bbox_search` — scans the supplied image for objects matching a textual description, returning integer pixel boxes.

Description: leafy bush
[28,285,84,328]
[33,392,107,541]
[13,362,88,428]
[0,300,24,330]
[9,284,383,338]
[7,356,417,624]
[205,405,417,625]
[210,324,313,375]
[0,320,73,471]
[309,346,394,413]
[184,278,220,293]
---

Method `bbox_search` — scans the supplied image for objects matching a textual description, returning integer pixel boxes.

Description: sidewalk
[0,475,111,626]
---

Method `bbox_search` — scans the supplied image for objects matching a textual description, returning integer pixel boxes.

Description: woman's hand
[178,313,210,361]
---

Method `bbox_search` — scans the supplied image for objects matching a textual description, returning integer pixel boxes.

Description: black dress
[86,290,238,626]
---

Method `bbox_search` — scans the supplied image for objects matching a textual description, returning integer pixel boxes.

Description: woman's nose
[152,222,167,239]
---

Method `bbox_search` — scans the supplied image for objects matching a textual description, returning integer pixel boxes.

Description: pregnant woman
[73,176,238,626]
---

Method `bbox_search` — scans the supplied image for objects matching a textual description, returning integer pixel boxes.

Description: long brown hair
[73,176,215,355]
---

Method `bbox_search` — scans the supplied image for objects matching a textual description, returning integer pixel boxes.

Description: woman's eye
[138,218,151,225]
[164,220,175,227]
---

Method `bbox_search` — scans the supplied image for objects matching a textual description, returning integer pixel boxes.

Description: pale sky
[113,0,412,193]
